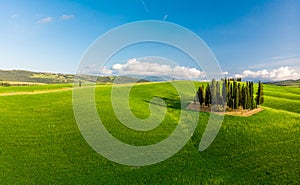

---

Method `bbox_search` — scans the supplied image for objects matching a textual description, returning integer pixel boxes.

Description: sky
[0,0,300,81]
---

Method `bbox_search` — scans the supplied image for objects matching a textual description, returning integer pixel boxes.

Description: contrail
[163,14,168,21]
[141,0,149,13]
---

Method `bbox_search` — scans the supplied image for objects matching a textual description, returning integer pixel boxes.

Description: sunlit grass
[0,82,298,184]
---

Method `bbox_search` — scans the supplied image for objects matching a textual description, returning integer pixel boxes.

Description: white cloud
[60,14,74,20]
[111,58,205,79]
[36,17,53,24]
[221,71,229,75]
[99,66,113,75]
[112,64,124,70]
[234,66,300,81]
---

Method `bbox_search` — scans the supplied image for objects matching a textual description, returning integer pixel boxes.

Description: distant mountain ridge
[264,79,300,87]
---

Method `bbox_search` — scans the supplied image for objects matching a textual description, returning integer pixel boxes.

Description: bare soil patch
[186,102,263,117]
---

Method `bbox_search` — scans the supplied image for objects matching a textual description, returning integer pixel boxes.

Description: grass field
[0,81,299,184]
[0,84,72,94]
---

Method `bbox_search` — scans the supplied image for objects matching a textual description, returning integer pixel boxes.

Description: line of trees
[0,82,11,87]
[196,78,264,110]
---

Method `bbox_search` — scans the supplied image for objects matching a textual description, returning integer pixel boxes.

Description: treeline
[196,78,264,110]
[0,82,11,87]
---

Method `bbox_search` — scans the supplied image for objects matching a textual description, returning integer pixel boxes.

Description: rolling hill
[0,70,149,85]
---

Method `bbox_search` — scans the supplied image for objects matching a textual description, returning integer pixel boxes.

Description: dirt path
[0,87,73,96]
[224,107,263,117]
[186,102,263,117]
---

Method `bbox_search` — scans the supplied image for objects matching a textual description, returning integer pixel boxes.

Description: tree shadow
[143,94,192,110]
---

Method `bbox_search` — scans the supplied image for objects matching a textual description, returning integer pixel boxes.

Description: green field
[0,82,299,184]
[0,84,72,94]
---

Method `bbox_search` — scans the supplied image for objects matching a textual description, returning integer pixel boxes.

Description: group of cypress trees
[196,78,264,110]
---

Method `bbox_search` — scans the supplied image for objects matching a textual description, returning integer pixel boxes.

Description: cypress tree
[197,86,201,104]
[232,81,236,109]
[202,84,206,105]
[256,81,264,106]
[250,82,255,109]
[241,84,245,109]
[230,82,234,109]
[211,79,216,105]
[238,83,242,107]
[246,82,250,109]
[197,87,204,106]
[222,79,227,106]
[205,83,211,106]
[233,81,239,109]
[227,80,231,107]
[260,81,264,104]
[216,81,220,105]
[243,83,247,109]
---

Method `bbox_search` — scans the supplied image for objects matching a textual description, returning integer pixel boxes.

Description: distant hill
[0,70,80,84]
[264,79,300,87]
[0,70,150,85]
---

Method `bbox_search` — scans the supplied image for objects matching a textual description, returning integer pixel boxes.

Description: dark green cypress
[227,80,231,107]
[202,84,206,105]
[241,84,246,109]
[238,83,242,107]
[216,81,220,105]
[197,86,204,106]
[222,79,227,106]
[250,82,255,109]
[205,83,211,106]
[256,81,264,106]
[246,82,250,109]
[230,82,234,109]
[246,84,250,109]
[211,79,216,105]
[260,81,264,104]
[233,81,239,109]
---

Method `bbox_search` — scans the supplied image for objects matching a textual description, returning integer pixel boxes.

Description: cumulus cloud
[36,17,53,24]
[99,66,113,75]
[221,71,229,75]
[111,58,205,79]
[234,66,300,81]
[60,14,74,20]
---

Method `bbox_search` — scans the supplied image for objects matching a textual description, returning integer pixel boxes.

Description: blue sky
[0,0,300,81]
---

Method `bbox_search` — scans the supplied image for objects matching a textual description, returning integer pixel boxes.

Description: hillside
[264,79,300,87]
[0,70,149,85]
[0,70,75,84]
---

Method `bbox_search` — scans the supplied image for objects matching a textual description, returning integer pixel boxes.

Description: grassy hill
[0,70,74,84]
[264,79,300,87]
[0,70,150,85]
[0,82,299,184]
